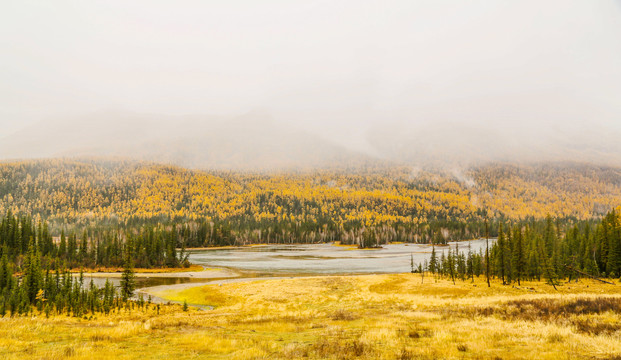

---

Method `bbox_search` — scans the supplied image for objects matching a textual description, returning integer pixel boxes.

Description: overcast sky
[1,0,620,157]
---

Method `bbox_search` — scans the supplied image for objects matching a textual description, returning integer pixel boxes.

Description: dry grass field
[1,274,621,359]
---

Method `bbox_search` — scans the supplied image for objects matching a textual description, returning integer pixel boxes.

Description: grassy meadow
[2,274,621,359]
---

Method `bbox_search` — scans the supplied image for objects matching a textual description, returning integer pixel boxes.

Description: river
[83,239,494,300]
[187,239,492,274]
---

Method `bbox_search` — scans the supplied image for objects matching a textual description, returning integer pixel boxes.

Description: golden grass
[2,275,621,359]
[330,241,358,249]
[186,244,271,251]
[330,242,382,250]
[69,264,204,274]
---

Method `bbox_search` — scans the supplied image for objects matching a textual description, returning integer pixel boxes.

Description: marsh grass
[1,274,621,359]
[471,297,621,320]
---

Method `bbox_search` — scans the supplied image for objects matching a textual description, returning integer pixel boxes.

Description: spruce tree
[79,230,88,262]
[485,219,490,287]
[429,245,437,275]
[496,224,506,285]
[448,249,456,285]
[23,240,42,303]
[68,233,77,264]
[539,240,558,289]
[120,247,135,302]
[0,250,9,290]
[58,229,67,260]
[512,226,525,285]
[467,241,474,282]
[605,211,621,277]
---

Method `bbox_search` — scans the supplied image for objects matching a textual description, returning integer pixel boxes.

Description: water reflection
[80,276,214,289]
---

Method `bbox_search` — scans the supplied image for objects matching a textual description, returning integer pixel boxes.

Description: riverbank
[185,244,272,251]
[69,264,205,274]
[80,266,239,279]
[2,274,620,359]
[185,239,485,252]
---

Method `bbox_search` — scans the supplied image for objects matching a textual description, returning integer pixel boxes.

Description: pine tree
[466,241,474,282]
[23,240,42,303]
[103,279,114,314]
[504,227,513,283]
[0,250,10,290]
[439,252,446,276]
[58,229,67,260]
[79,230,88,262]
[485,219,490,287]
[418,263,425,283]
[68,233,77,264]
[539,240,558,290]
[512,226,525,285]
[120,244,135,302]
[605,211,621,277]
[429,245,438,275]
[543,215,557,275]
[447,249,456,285]
[496,224,507,285]
[166,230,178,267]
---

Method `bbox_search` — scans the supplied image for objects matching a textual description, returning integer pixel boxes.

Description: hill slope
[0,110,374,170]
[1,159,620,243]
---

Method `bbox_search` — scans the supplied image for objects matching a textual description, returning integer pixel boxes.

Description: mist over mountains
[1,109,621,170]
[0,110,375,170]
[2,1,620,171]
[2,109,621,170]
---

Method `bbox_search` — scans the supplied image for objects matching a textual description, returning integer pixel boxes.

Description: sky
[1,0,621,162]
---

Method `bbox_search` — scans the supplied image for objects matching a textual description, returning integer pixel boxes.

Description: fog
[2,1,621,168]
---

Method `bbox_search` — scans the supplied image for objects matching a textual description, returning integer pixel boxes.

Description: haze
[2,0,621,169]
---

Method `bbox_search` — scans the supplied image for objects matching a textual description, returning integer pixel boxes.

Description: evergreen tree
[120,246,136,302]
[605,210,621,277]
[429,245,438,275]
[23,240,42,303]
[496,224,506,284]
[539,240,558,289]
[79,230,88,262]
[485,219,490,287]
[512,226,525,285]
[58,229,67,260]
[67,232,77,263]
[447,249,456,285]
[466,241,474,282]
[0,250,11,290]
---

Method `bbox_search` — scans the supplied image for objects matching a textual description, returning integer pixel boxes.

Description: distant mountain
[0,110,376,170]
[3,109,621,170]
[364,120,621,167]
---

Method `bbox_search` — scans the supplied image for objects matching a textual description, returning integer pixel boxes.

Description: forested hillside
[1,159,621,246]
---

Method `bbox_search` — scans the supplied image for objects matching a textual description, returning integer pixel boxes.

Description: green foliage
[0,253,124,317]
[120,245,135,301]
[429,209,621,284]
[0,210,180,269]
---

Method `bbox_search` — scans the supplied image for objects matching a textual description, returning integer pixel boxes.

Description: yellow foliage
[1,160,620,230]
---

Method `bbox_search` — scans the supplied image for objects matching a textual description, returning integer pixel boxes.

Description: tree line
[0,234,150,318]
[417,209,621,283]
[0,210,187,269]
